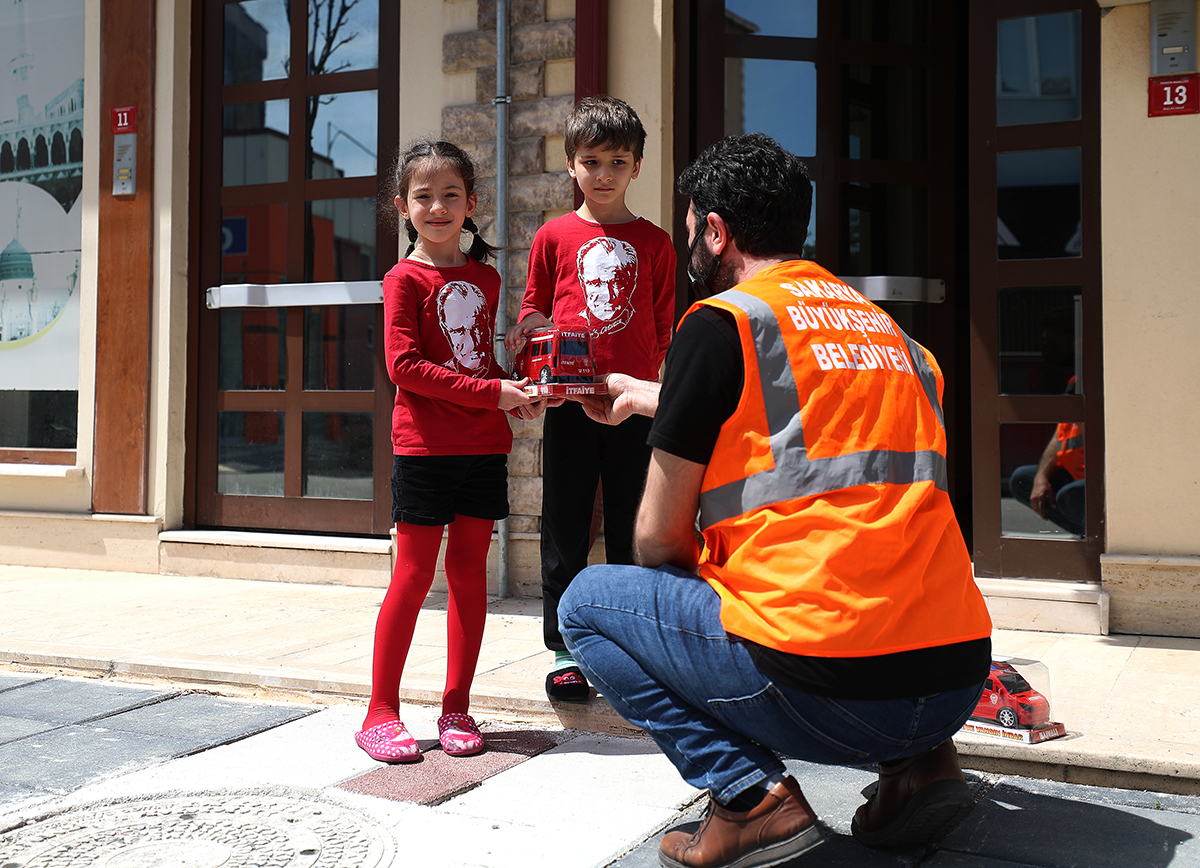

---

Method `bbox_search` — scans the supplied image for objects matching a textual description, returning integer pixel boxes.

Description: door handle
[836,276,946,303]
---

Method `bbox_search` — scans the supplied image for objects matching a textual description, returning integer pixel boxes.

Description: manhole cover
[0,792,393,868]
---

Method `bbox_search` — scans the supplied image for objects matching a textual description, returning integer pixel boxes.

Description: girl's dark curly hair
[387,139,498,263]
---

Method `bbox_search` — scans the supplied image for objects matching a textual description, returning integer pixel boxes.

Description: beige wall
[401,0,458,151]
[1100,2,1200,635]
[1100,4,1200,556]
[610,0,675,230]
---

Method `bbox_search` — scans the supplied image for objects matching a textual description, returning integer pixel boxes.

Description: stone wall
[441,0,576,536]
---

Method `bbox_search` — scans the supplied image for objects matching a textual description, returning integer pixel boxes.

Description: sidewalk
[2,564,1200,795]
[5,673,1200,868]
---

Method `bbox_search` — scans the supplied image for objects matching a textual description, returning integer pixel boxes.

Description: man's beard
[688,240,737,300]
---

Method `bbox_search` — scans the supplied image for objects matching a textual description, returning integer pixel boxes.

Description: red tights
[362,516,493,731]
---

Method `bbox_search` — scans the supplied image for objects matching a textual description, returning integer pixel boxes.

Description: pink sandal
[355,720,421,763]
[438,713,485,757]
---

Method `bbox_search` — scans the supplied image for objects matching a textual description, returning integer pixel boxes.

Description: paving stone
[508,437,541,477]
[944,778,1200,868]
[0,724,193,794]
[478,0,546,29]
[506,246,531,288]
[0,679,318,807]
[508,474,543,516]
[506,208,549,248]
[339,726,568,805]
[0,672,49,693]
[0,677,175,724]
[511,94,574,139]
[100,692,314,749]
[506,514,540,534]
[0,781,41,809]
[511,20,574,64]
[443,28,495,73]
[507,412,546,440]
[478,61,544,103]
[460,137,545,182]
[0,714,56,745]
[509,170,573,211]
[443,102,497,143]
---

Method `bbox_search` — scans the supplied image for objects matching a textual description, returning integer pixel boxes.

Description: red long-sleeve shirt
[519,213,676,381]
[383,257,513,456]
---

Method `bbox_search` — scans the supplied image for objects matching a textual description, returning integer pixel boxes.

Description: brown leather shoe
[659,776,822,868]
[851,739,975,848]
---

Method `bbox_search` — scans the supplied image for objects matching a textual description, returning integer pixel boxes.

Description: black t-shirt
[649,305,990,700]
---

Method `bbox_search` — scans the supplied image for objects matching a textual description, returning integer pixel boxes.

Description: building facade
[0,0,1196,639]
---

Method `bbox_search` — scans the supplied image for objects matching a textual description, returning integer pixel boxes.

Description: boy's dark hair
[677,133,812,258]
[564,95,647,162]
[388,138,498,263]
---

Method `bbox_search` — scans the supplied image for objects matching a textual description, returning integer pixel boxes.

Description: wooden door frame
[184,0,398,534]
[967,0,1105,582]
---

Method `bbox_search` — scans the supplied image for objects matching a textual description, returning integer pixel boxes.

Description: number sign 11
[1149,74,1200,117]
[111,104,137,134]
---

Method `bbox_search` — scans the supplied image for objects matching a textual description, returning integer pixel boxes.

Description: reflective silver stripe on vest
[901,331,944,429]
[1059,433,1084,451]
[698,289,948,530]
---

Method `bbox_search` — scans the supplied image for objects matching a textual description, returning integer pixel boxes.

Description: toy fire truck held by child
[512,327,608,397]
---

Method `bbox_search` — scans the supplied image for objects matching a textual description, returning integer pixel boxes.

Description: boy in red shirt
[506,95,676,700]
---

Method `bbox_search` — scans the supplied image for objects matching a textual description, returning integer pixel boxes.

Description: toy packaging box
[961,656,1067,744]
[523,381,608,397]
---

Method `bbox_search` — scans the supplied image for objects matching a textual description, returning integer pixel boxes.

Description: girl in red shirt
[356,140,535,763]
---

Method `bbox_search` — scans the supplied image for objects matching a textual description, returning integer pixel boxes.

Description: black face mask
[686,229,723,300]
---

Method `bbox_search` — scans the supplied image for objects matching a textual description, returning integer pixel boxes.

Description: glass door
[679,0,972,511]
[968,0,1103,581]
[190,0,399,534]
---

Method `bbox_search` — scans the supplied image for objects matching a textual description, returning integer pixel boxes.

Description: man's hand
[504,313,552,352]
[572,373,660,425]
[1029,432,1063,519]
[1029,470,1057,519]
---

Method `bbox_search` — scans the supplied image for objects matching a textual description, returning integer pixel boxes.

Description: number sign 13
[1148,74,1200,117]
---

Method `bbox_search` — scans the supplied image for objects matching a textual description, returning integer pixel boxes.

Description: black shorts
[391,454,509,526]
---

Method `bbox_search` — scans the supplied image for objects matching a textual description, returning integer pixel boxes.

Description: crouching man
[561,133,993,868]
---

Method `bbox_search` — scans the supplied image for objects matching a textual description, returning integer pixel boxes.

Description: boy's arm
[504,311,552,351]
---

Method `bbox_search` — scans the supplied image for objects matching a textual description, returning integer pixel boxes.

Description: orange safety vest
[1054,422,1085,481]
[686,260,992,658]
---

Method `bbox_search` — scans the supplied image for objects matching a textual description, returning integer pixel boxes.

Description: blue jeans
[559,564,984,805]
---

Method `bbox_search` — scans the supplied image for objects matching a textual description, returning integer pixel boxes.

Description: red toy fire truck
[512,327,608,397]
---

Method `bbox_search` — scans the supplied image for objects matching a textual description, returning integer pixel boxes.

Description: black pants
[540,400,653,651]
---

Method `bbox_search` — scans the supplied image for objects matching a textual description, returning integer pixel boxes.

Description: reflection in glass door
[190,1,399,534]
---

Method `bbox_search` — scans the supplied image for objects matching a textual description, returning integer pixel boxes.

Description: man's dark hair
[564,94,647,161]
[677,133,812,258]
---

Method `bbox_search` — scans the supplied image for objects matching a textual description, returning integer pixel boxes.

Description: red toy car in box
[512,327,607,396]
[971,661,1051,729]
